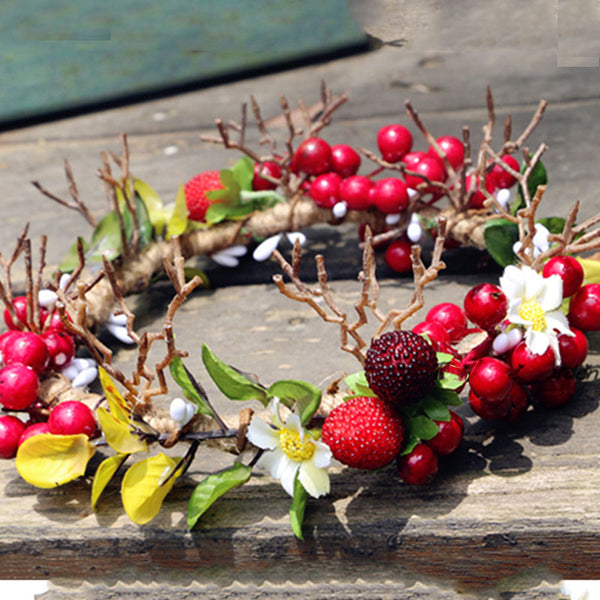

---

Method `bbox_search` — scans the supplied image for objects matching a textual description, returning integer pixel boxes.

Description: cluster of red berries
[322,329,463,486]
[0,296,96,458]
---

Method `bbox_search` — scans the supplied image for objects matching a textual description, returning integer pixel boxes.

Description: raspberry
[321,396,404,470]
[184,171,224,222]
[364,330,438,406]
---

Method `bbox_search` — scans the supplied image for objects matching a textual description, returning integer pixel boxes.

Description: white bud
[385,213,401,226]
[211,251,240,268]
[407,188,418,199]
[252,234,283,262]
[506,328,523,348]
[492,333,511,355]
[332,202,347,219]
[71,366,98,388]
[107,312,128,326]
[38,289,58,308]
[106,323,135,345]
[221,245,248,257]
[170,397,195,427]
[407,221,423,243]
[286,232,306,246]
[61,363,80,381]
[495,188,511,210]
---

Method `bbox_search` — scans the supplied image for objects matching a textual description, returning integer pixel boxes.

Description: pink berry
[293,137,333,176]
[0,364,39,410]
[377,124,413,163]
[404,156,447,193]
[252,161,282,191]
[469,357,514,403]
[41,330,76,370]
[339,175,373,210]
[425,303,468,342]
[568,283,600,331]
[385,238,413,273]
[331,144,361,177]
[531,368,576,408]
[371,177,409,214]
[19,421,51,445]
[48,401,97,438]
[428,135,465,171]
[309,172,342,209]
[2,331,49,374]
[0,415,27,458]
[469,390,512,420]
[510,341,556,383]
[426,411,464,456]
[490,155,520,189]
[398,443,438,485]
[557,327,588,369]
[463,283,507,330]
[542,256,584,298]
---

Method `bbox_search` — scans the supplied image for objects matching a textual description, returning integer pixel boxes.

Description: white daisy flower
[499,264,573,364]
[246,398,331,498]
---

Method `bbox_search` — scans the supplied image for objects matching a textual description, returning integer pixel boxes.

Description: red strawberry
[184,170,224,222]
[364,330,438,406]
[321,396,404,470]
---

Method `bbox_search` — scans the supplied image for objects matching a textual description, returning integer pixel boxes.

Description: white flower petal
[246,418,279,451]
[546,311,572,335]
[252,234,283,262]
[311,441,332,469]
[526,329,550,356]
[278,458,300,497]
[537,274,563,311]
[286,232,306,246]
[256,447,285,478]
[211,251,239,268]
[298,459,330,498]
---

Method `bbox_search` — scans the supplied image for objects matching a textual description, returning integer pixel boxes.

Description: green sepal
[267,380,322,426]
[344,371,377,397]
[399,432,420,456]
[406,414,439,441]
[421,395,451,422]
[187,462,252,530]
[201,344,268,404]
[169,356,214,417]
[289,474,309,541]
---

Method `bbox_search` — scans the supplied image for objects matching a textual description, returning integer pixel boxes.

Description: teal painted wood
[0,0,368,125]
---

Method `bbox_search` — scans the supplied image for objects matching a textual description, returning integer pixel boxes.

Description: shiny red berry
[425,303,468,342]
[469,390,512,420]
[371,177,409,214]
[426,411,464,455]
[557,327,588,369]
[377,124,413,163]
[531,368,576,408]
[0,364,39,410]
[502,382,530,422]
[404,156,447,193]
[19,421,51,446]
[490,155,520,189]
[385,238,413,273]
[568,283,600,331]
[463,283,507,330]
[2,331,49,374]
[411,320,451,348]
[252,161,282,191]
[48,401,97,438]
[331,144,361,177]
[41,330,76,370]
[542,256,584,298]
[339,175,372,210]
[469,357,514,403]
[398,443,438,485]
[465,173,497,209]
[510,341,556,383]
[0,415,27,458]
[309,172,342,209]
[293,137,333,175]
[428,135,464,171]
[3,296,49,330]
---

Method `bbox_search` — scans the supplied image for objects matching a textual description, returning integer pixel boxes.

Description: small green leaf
[166,184,188,238]
[525,158,548,200]
[187,462,252,530]
[268,380,322,426]
[232,156,255,192]
[58,236,88,272]
[135,194,154,246]
[421,395,451,422]
[437,370,466,391]
[399,432,420,456]
[434,387,463,407]
[408,415,439,441]
[86,211,124,263]
[344,371,377,397]
[201,344,268,404]
[169,356,214,417]
[537,216,566,235]
[205,202,230,225]
[483,218,520,267]
[289,474,308,540]
[134,178,166,235]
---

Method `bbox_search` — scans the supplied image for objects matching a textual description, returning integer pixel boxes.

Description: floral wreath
[0,85,599,540]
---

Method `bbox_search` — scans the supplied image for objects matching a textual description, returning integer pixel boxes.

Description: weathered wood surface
[0,1,598,597]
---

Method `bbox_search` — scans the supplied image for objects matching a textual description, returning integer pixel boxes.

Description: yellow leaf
[134,178,166,234]
[165,184,188,239]
[98,367,130,423]
[121,453,181,525]
[91,453,128,511]
[97,407,148,454]
[16,433,96,489]
[579,257,600,286]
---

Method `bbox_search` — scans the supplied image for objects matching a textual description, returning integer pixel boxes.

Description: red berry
[557,327,588,369]
[0,415,27,458]
[469,390,512,420]
[531,368,576,408]
[463,283,508,330]
[19,421,51,445]
[0,364,39,410]
[41,330,76,370]
[331,144,361,177]
[428,135,465,171]
[252,161,282,191]
[542,256,584,298]
[469,357,514,403]
[502,382,530,422]
[0,330,20,361]
[377,124,413,163]
[3,296,49,331]
[184,171,224,222]
[2,331,49,374]
[509,341,556,383]
[309,172,342,209]
[364,330,438,406]
[490,155,520,189]
[321,396,404,470]
[569,283,600,331]
[426,411,464,456]
[404,156,447,193]
[385,238,413,274]
[411,320,451,348]
[339,175,373,210]
[426,303,468,342]
[48,401,97,438]
[371,177,409,214]
[293,137,333,175]
[398,443,438,485]
[465,173,497,209]
[402,151,427,170]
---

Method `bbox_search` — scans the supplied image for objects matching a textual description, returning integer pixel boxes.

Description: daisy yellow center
[279,428,315,462]
[519,299,547,332]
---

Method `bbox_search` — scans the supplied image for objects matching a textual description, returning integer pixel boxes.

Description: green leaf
[344,371,377,397]
[187,462,252,530]
[86,210,124,263]
[232,156,255,192]
[169,356,214,417]
[483,218,520,267]
[134,178,166,235]
[91,453,128,510]
[434,387,463,407]
[421,395,451,422]
[525,158,548,200]
[205,202,230,225]
[201,344,268,404]
[268,380,322,426]
[537,216,566,235]
[408,415,439,441]
[58,236,88,272]
[399,432,420,456]
[437,370,466,391]
[135,194,154,246]
[166,184,188,238]
[289,474,309,540]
